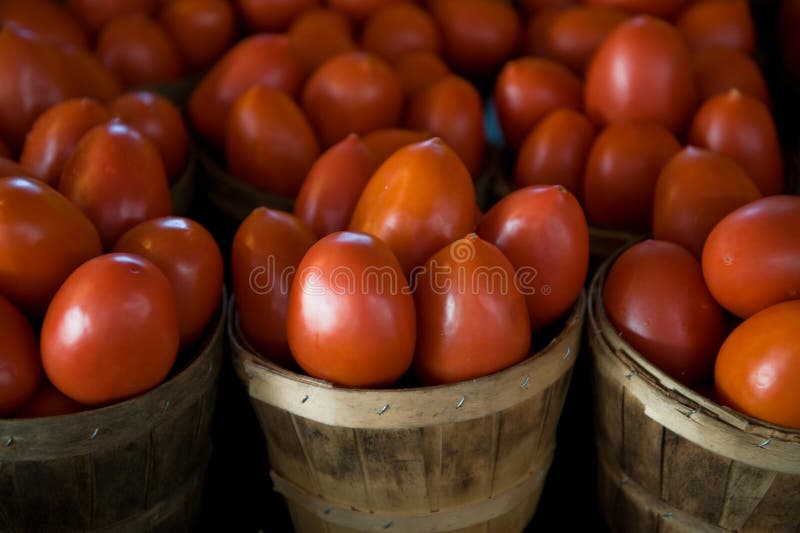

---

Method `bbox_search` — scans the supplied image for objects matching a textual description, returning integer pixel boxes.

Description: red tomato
[702,196,800,319]
[692,47,770,106]
[0,157,31,178]
[604,239,727,385]
[350,138,475,274]
[188,34,303,148]
[226,86,320,196]
[59,120,172,248]
[286,231,416,387]
[689,90,783,196]
[522,7,562,57]
[583,0,685,18]
[61,45,124,103]
[392,50,450,97]
[715,300,800,429]
[232,208,316,366]
[653,147,762,257]
[0,0,88,48]
[41,253,179,405]
[159,0,235,71]
[477,185,589,330]
[301,51,403,147]
[0,139,10,159]
[676,0,755,55]
[326,0,406,22]
[514,108,595,197]
[109,91,189,181]
[361,2,440,62]
[294,134,377,237]
[67,0,154,32]
[20,98,110,187]
[585,16,697,135]
[413,234,531,385]
[288,8,355,78]
[494,57,583,149]
[0,295,42,416]
[361,128,431,165]
[583,122,681,231]
[236,0,318,32]
[17,381,84,418]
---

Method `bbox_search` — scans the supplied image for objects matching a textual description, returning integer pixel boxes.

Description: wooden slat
[591,344,625,464]
[743,473,800,531]
[621,391,664,495]
[253,403,317,493]
[537,370,573,452]
[717,462,776,530]
[0,461,17,530]
[422,425,443,512]
[92,441,149,527]
[147,403,204,506]
[14,457,93,531]
[439,417,496,509]
[493,393,550,496]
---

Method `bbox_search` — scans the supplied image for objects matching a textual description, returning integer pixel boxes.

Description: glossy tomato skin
[715,300,800,429]
[114,217,223,349]
[287,231,416,387]
[361,2,440,62]
[361,128,431,165]
[0,0,88,49]
[160,0,235,71]
[288,8,355,77]
[653,147,761,257]
[59,120,172,249]
[17,381,84,418]
[0,177,102,317]
[414,234,531,385]
[61,45,124,103]
[350,138,475,274]
[585,16,697,135]
[232,208,316,366]
[478,185,589,331]
[226,86,320,196]
[67,0,154,32]
[41,253,179,405]
[689,90,783,196]
[392,50,450,97]
[20,98,110,187]
[583,0,685,18]
[0,295,42,416]
[676,0,755,54]
[0,157,32,178]
[604,240,727,385]
[237,0,318,32]
[583,122,681,231]
[702,196,800,319]
[294,134,377,237]
[692,48,770,106]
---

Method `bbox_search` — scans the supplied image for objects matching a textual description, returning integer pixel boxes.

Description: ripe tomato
[520,0,575,10]
[692,47,770,106]
[0,157,31,178]
[326,0,405,22]
[109,91,189,181]
[477,185,589,330]
[350,138,475,274]
[392,50,450,97]
[294,134,377,237]
[494,57,582,149]
[583,122,681,231]
[361,128,431,165]
[0,0,88,48]
[19,98,110,187]
[604,239,727,385]
[59,120,172,248]
[67,0,154,32]
[301,51,403,147]
[583,0,685,18]
[702,196,800,319]
[676,0,755,55]
[514,108,595,197]
[653,147,761,258]
[0,295,42,416]
[226,86,320,196]
[0,139,10,159]
[188,34,303,148]
[689,90,783,196]
[18,381,84,418]
[287,231,416,387]
[413,234,531,385]
[522,7,561,57]
[288,8,355,78]
[236,0,318,32]
[61,45,123,103]
[361,2,440,62]
[159,0,235,72]
[41,253,179,405]
[232,208,316,366]
[585,16,697,135]
[715,300,800,429]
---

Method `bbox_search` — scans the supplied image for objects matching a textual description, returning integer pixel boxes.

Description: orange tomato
[584,0,685,18]
[0,157,31,178]
[236,0,318,32]
[361,2,440,62]
[692,47,769,106]
[18,381,84,418]
[361,128,431,165]
[0,295,42,416]
[159,0,235,71]
[287,7,355,77]
[391,50,450,97]
[676,0,755,55]
[60,44,124,103]
[0,0,88,48]
[67,0,155,32]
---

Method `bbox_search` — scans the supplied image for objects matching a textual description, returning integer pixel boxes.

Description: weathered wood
[742,474,800,531]
[718,463,776,529]
[621,390,663,495]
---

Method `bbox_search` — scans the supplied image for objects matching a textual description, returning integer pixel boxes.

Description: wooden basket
[588,254,800,532]
[0,296,226,532]
[230,293,584,533]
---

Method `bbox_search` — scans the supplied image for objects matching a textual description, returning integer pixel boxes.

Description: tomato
[288,8,355,78]
[520,0,575,11]
[583,122,680,231]
[522,7,562,58]
[0,295,42,416]
[0,0,88,48]
[702,196,800,319]
[676,0,754,55]
[294,134,377,237]
[67,0,154,32]
[19,99,109,188]
[715,300,800,429]
[585,16,697,135]
[0,157,31,178]
[232,208,316,367]
[326,0,406,22]
[604,239,727,385]
[109,91,189,181]
[301,51,403,147]
[361,2,440,62]
[653,147,761,258]
[692,47,770,106]
[689,90,783,196]
[114,217,223,348]
[413,234,531,385]
[583,0,685,18]
[59,120,172,248]
[392,50,450,97]
[18,381,84,418]
[286,231,416,387]
[159,0,235,72]
[61,45,124,103]
[226,86,320,196]
[0,139,9,159]
[514,108,594,197]
[494,57,583,149]
[361,128,431,165]
[236,0,318,32]
[188,34,303,148]
[350,138,475,274]
[404,75,485,176]
[477,185,588,330]
[41,253,179,405]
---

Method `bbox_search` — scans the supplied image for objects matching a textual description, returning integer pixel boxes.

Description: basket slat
[621,391,664,495]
